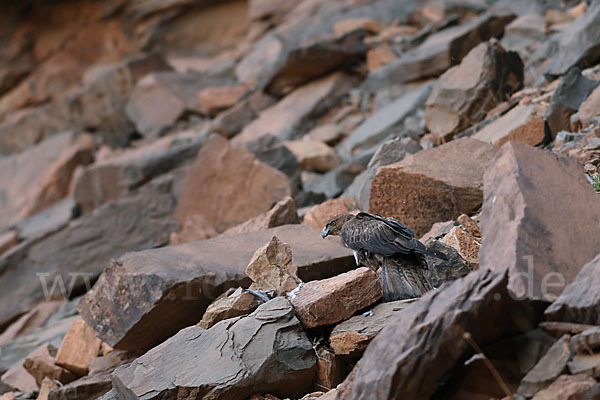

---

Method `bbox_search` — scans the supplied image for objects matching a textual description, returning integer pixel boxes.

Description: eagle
[321,212,446,301]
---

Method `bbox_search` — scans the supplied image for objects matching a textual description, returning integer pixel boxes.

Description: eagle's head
[321,214,355,238]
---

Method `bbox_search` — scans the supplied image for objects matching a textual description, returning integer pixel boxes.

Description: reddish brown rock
[0,231,18,256]
[307,124,344,145]
[531,374,597,400]
[366,46,397,72]
[176,135,292,233]
[211,91,277,138]
[38,377,58,400]
[333,18,385,36]
[330,300,412,357]
[473,104,548,147]
[314,347,345,391]
[234,73,355,144]
[222,197,299,236]
[77,224,353,350]
[196,84,248,117]
[290,267,382,329]
[245,236,302,296]
[441,226,480,269]
[197,288,259,329]
[302,198,358,232]
[572,85,600,129]
[370,138,498,237]
[22,343,76,386]
[0,362,36,393]
[54,319,101,376]
[283,140,341,172]
[480,142,600,301]
[425,40,523,141]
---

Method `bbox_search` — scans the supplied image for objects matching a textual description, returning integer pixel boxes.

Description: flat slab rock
[479,141,600,301]
[78,224,353,350]
[111,297,316,400]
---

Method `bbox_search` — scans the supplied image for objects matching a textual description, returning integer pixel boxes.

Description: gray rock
[424,240,473,288]
[48,369,112,400]
[14,197,76,241]
[305,151,373,199]
[111,298,316,399]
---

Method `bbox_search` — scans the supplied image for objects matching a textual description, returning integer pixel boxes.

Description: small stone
[441,226,480,269]
[333,18,385,36]
[456,214,480,238]
[222,197,299,236]
[366,46,397,73]
[313,348,344,391]
[196,84,247,116]
[531,373,596,400]
[473,104,548,147]
[284,140,342,172]
[54,320,101,376]
[37,377,58,400]
[23,343,76,386]
[302,198,358,232]
[245,236,302,296]
[307,124,344,145]
[198,288,259,329]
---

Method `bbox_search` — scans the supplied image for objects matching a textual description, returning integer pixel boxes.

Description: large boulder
[425,39,523,141]
[369,138,498,237]
[111,298,316,399]
[336,268,539,400]
[479,142,600,301]
[175,135,292,235]
[77,224,353,350]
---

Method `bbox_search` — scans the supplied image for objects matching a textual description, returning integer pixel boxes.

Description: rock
[307,124,344,145]
[14,198,75,242]
[22,343,76,386]
[0,361,36,393]
[343,137,422,210]
[335,268,539,400]
[245,236,302,296]
[517,335,572,398]
[366,46,398,73]
[339,84,432,157]
[111,298,316,399]
[424,239,473,288]
[72,129,204,213]
[545,254,600,325]
[245,134,301,183]
[420,220,455,242]
[479,142,600,301]
[441,226,480,268]
[290,267,382,329]
[47,370,112,400]
[302,198,358,232]
[54,319,101,377]
[0,231,18,257]
[196,84,248,116]
[369,138,498,237]
[330,300,412,357]
[283,140,341,172]
[197,288,259,329]
[0,179,178,328]
[38,377,58,400]
[545,68,599,137]
[176,135,292,234]
[248,0,297,21]
[265,29,366,96]
[0,301,65,346]
[544,1,600,78]
[457,214,480,238]
[334,18,385,36]
[425,40,523,141]
[235,34,285,87]
[211,91,277,138]
[313,347,344,391]
[473,103,548,146]
[222,197,299,236]
[234,72,355,144]
[364,11,515,92]
[77,224,353,350]
[531,374,598,400]
[88,350,138,376]
[572,85,600,130]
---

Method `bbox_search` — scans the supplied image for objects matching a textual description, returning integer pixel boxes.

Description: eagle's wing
[341,212,424,256]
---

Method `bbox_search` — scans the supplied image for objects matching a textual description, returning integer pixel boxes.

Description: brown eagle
[321,212,446,301]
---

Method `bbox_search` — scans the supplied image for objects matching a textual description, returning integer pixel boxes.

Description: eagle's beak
[321,227,329,238]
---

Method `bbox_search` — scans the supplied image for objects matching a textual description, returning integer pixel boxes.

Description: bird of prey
[321,212,446,301]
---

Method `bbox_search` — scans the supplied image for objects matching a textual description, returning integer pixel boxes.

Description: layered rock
[479,142,600,300]
[473,103,548,146]
[197,288,259,329]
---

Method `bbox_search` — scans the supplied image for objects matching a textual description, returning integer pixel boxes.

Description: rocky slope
[1,0,600,399]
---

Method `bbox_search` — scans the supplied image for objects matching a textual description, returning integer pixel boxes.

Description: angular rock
[235,34,285,86]
[302,198,358,232]
[457,213,481,238]
[47,370,112,400]
[88,350,138,376]
[364,11,515,92]
[366,46,398,73]
[0,179,178,328]
[21,343,71,386]
[307,124,344,145]
[330,300,412,357]
[197,288,259,329]
[15,198,75,242]
[334,18,385,36]
[176,135,292,234]
[531,374,598,400]
[54,320,101,376]
[480,142,600,301]
[517,335,572,398]
[339,84,431,157]
[77,224,353,350]
[222,197,299,236]
[38,377,58,400]
[245,134,301,183]
[111,298,316,399]
[473,103,548,146]
[441,226,480,268]
[0,362,36,393]
[211,91,277,138]
[0,301,65,346]
[572,84,600,130]
[369,138,498,237]
[265,29,366,96]
[343,137,422,210]
[335,268,538,400]
[196,84,247,116]
[425,40,523,141]
[245,236,302,296]
[313,347,345,392]
[0,231,17,256]
[545,254,600,325]
[284,140,341,172]
[234,72,355,144]
[424,239,473,288]
[545,67,599,137]
[544,1,600,77]
[72,129,205,213]
[290,267,382,329]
